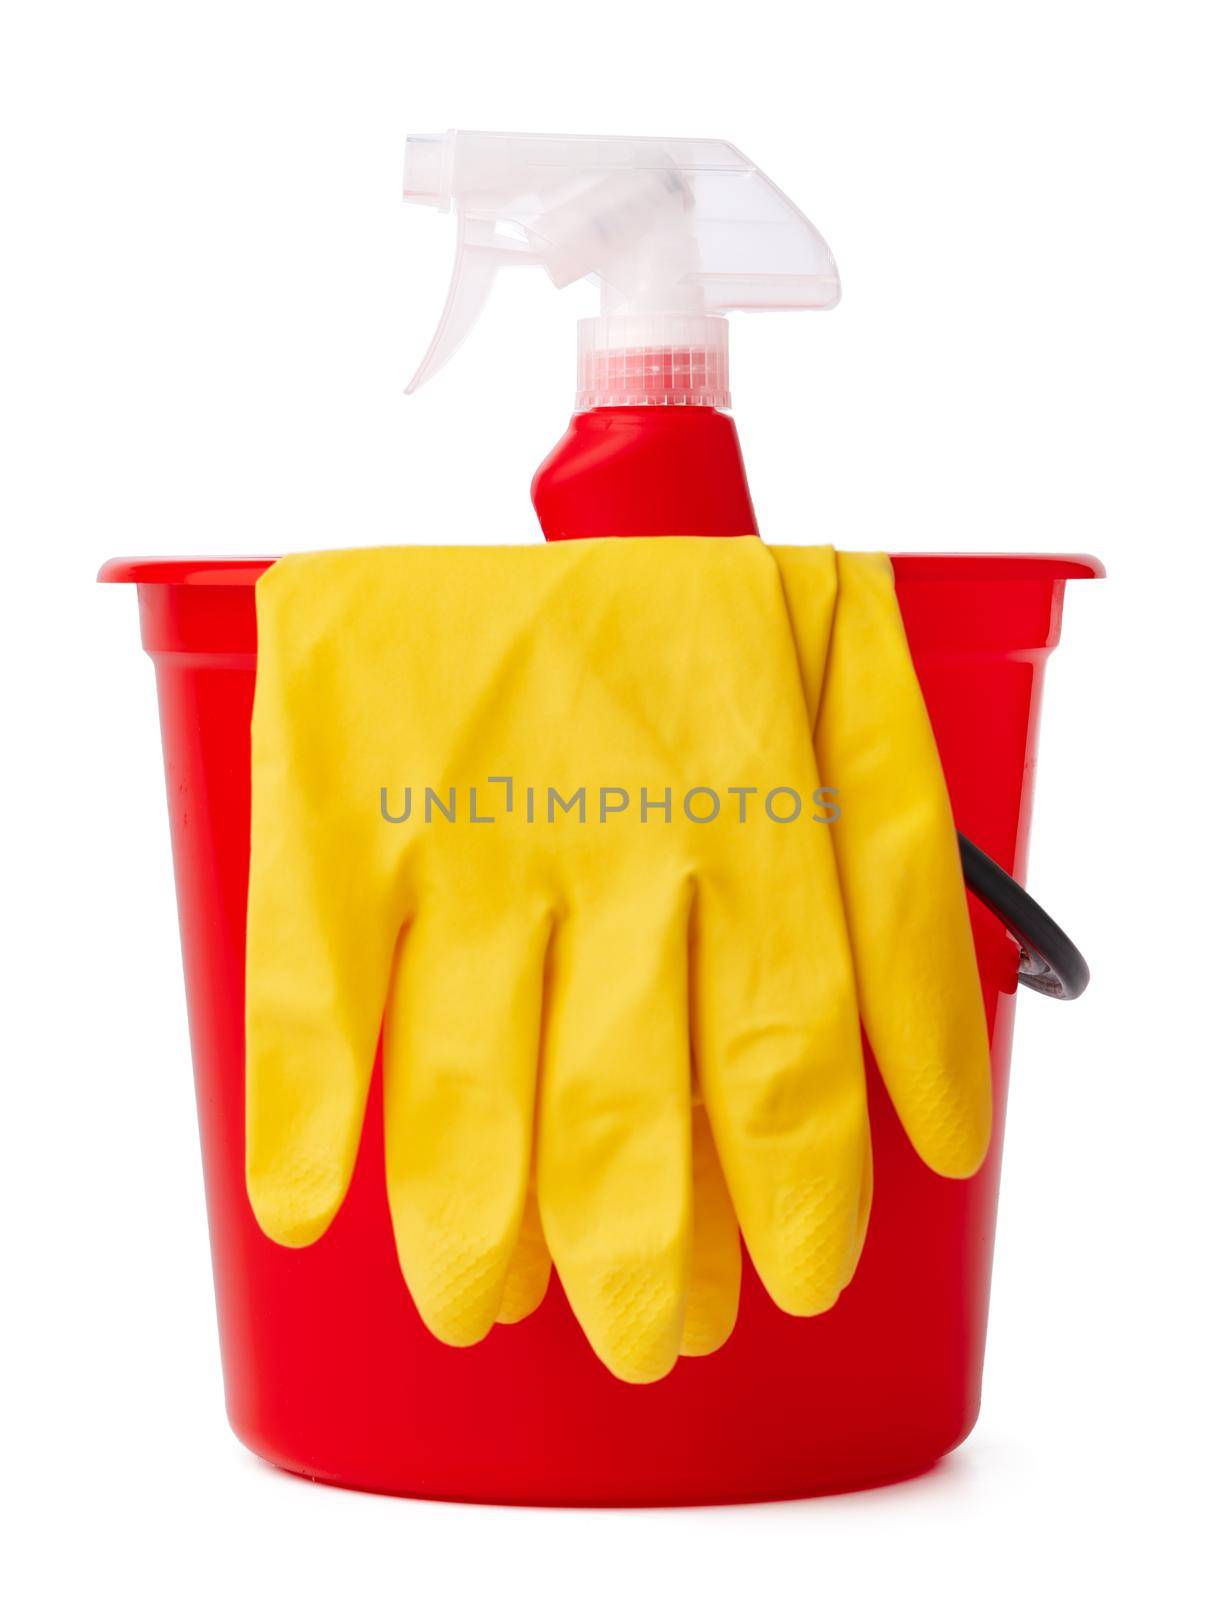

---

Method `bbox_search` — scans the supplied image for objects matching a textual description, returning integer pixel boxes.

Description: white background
[3,1,1210,1595]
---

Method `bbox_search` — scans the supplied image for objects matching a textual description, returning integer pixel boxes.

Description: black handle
[958,832,1090,1001]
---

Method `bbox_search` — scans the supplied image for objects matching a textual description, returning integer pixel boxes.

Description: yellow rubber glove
[245,541,988,1384]
[772,549,992,1175]
[680,548,995,1311]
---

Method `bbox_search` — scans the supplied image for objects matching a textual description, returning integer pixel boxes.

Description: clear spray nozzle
[402,131,840,408]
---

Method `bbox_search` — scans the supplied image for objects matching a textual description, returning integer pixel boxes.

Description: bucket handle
[958,833,1090,1000]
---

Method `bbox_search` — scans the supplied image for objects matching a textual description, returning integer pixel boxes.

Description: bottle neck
[533,403,758,541]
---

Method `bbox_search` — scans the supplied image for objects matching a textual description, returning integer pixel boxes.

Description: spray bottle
[402,131,839,540]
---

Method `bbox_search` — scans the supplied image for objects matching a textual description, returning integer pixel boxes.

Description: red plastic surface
[100,411,1100,1501]
[532,406,761,539]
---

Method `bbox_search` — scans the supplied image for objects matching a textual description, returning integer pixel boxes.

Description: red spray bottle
[403,131,840,542]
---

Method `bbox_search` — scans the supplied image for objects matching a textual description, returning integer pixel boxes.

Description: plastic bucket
[101,551,1100,1505]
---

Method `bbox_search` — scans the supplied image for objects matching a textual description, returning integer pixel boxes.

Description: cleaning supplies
[245,540,989,1383]
[106,549,1098,1499]
[245,130,985,1384]
[96,127,1096,1496]
[402,129,988,1169]
[402,130,839,540]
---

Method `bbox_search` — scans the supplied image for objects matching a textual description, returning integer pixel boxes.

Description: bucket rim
[97,552,1105,586]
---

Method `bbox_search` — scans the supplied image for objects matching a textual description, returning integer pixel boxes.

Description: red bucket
[100,551,1100,1505]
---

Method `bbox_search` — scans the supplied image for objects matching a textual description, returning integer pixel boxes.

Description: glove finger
[679,1102,741,1357]
[382,903,548,1347]
[244,839,398,1251]
[496,1184,552,1325]
[538,886,693,1384]
[802,550,992,1177]
[694,840,872,1319]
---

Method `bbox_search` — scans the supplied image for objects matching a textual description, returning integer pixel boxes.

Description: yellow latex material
[246,541,989,1383]
[775,549,992,1175]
